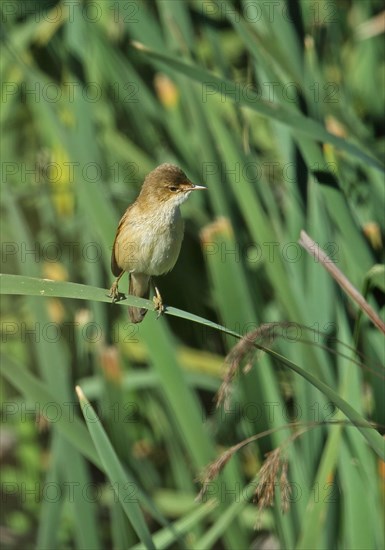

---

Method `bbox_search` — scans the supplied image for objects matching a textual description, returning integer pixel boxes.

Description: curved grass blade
[76,386,155,550]
[0,274,153,310]
[2,274,383,459]
[0,274,236,334]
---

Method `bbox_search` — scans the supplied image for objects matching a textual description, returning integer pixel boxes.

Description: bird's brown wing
[111,236,122,276]
[111,209,130,276]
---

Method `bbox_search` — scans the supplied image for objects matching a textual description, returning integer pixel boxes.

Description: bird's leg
[153,286,165,318]
[108,271,125,302]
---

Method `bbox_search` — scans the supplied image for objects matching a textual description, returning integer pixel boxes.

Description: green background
[1,0,384,548]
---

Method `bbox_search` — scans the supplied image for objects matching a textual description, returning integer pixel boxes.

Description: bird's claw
[108,281,125,303]
[153,286,165,319]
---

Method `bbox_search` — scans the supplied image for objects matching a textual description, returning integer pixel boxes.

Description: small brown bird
[109,163,206,323]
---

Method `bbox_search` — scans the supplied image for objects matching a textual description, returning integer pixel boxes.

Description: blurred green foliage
[1,0,384,548]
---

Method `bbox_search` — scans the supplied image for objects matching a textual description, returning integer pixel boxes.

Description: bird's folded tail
[128,273,150,323]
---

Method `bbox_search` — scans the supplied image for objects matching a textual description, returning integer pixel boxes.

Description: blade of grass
[75,385,155,550]
[131,500,217,550]
[299,230,385,333]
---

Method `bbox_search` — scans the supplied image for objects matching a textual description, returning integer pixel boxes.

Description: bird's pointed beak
[191,184,207,190]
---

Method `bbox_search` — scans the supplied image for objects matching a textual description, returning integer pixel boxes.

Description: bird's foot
[153,286,165,319]
[108,281,125,303]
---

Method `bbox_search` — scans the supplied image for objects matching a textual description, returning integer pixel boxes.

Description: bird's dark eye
[168,186,178,192]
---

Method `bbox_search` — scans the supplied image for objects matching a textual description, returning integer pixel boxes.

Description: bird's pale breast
[114,202,184,276]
